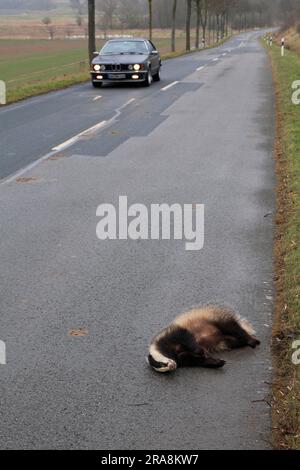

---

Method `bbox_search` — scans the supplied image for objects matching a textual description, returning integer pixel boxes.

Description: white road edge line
[52,120,107,152]
[1,150,57,186]
[1,120,107,185]
[196,66,205,71]
[0,97,136,186]
[161,81,179,91]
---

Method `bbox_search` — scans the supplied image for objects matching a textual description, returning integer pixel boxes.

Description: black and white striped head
[148,344,177,373]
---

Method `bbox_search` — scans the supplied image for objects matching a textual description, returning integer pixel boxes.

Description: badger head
[148,344,177,373]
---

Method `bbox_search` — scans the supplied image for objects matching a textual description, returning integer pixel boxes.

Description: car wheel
[153,69,161,82]
[144,69,153,87]
[92,81,103,88]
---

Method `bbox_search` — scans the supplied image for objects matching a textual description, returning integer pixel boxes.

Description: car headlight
[133,64,141,71]
[93,64,101,71]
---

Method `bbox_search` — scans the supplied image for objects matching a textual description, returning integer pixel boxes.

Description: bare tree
[171,0,177,52]
[97,0,119,29]
[148,0,153,40]
[194,0,208,49]
[42,16,55,39]
[200,0,209,44]
[186,0,192,51]
[88,0,96,64]
[117,0,144,29]
[76,15,83,27]
[195,0,201,49]
[70,0,84,29]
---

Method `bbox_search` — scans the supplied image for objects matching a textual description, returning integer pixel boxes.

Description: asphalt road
[0,31,275,449]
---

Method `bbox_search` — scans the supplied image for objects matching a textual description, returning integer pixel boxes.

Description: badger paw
[248,338,260,349]
[203,357,226,368]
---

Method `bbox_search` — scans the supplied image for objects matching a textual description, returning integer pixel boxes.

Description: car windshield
[100,40,148,55]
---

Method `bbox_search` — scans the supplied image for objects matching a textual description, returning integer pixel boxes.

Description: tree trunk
[221,12,225,38]
[216,13,220,41]
[225,11,228,37]
[199,0,208,47]
[148,0,153,41]
[186,0,192,51]
[88,0,96,65]
[195,0,200,49]
[171,0,177,52]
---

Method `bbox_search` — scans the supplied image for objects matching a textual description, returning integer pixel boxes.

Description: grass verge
[264,40,300,449]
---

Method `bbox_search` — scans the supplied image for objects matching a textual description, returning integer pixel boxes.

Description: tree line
[87,0,280,62]
[2,1,299,59]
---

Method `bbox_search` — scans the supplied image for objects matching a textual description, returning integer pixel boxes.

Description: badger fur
[148,305,260,373]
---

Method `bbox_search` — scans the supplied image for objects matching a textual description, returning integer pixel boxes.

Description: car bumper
[90,71,147,83]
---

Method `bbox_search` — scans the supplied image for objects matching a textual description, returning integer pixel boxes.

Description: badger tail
[237,316,256,336]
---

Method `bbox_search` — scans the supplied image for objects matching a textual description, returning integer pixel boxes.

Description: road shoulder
[265,38,300,450]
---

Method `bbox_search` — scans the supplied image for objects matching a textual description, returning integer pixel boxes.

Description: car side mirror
[151,50,159,55]
[93,51,99,56]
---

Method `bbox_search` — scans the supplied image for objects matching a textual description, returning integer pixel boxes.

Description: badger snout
[147,354,177,373]
[153,359,177,373]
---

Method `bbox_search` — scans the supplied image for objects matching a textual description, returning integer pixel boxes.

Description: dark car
[90,38,161,88]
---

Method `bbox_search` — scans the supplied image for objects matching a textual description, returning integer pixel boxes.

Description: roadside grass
[265,40,300,449]
[0,39,91,103]
[0,35,230,104]
[274,27,300,55]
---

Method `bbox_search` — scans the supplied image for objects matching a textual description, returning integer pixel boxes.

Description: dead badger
[148,305,260,373]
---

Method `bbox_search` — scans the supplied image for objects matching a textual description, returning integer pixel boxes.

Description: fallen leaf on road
[48,153,65,161]
[68,328,89,337]
[16,177,38,183]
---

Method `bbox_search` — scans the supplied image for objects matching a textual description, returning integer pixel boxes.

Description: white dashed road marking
[161,81,179,91]
[119,98,135,109]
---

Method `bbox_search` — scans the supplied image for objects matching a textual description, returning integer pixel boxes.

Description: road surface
[0,31,275,449]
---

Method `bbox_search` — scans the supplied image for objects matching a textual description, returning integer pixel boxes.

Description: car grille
[105,64,131,71]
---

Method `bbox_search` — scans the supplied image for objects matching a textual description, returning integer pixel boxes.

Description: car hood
[92,54,148,64]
